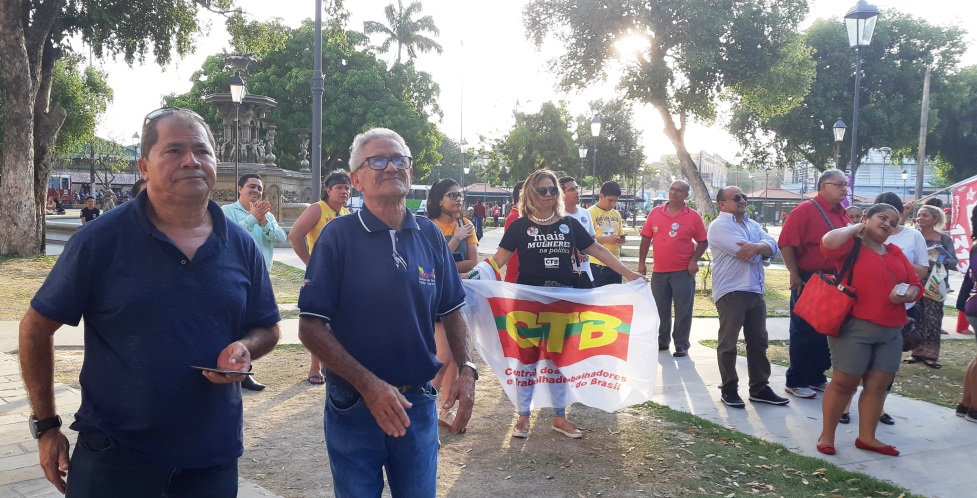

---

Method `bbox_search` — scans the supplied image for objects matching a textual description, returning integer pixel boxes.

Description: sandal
[924,361,943,369]
[307,375,325,385]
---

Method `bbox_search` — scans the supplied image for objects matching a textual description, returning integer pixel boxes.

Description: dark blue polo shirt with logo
[298,206,466,388]
[30,193,280,468]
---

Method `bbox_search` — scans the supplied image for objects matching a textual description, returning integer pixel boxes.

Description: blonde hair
[918,204,946,230]
[518,169,564,220]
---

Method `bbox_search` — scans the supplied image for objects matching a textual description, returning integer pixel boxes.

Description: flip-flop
[924,362,943,369]
[307,375,325,385]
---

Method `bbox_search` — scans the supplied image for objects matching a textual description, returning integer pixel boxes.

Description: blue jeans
[65,429,237,497]
[650,270,696,352]
[515,362,567,417]
[786,275,831,388]
[324,381,438,498]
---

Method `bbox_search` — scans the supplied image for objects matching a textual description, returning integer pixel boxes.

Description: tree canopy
[524,0,814,215]
[729,13,966,176]
[0,0,235,255]
[363,0,443,64]
[167,16,443,175]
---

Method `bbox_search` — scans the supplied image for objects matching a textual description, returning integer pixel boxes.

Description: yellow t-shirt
[431,217,478,262]
[587,204,623,267]
[306,201,350,254]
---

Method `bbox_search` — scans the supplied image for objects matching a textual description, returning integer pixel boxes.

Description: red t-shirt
[822,238,921,327]
[503,208,521,283]
[778,196,852,273]
[473,203,486,217]
[639,203,707,272]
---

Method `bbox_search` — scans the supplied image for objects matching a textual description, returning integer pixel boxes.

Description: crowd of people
[18,112,977,496]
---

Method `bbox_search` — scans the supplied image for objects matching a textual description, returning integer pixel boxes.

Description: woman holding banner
[426,178,479,429]
[488,169,645,439]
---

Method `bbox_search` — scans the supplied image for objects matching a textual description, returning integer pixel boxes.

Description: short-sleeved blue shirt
[30,194,280,468]
[298,206,466,388]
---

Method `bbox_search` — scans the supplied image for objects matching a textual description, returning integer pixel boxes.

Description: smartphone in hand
[191,366,254,376]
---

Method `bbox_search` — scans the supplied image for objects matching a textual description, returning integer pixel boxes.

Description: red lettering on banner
[488,297,633,367]
[952,182,977,272]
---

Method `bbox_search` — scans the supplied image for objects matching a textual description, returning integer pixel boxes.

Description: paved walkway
[3,233,973,496]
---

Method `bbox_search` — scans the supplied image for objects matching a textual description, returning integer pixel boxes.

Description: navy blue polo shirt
[30,194,280,468]
[298,206,466,388]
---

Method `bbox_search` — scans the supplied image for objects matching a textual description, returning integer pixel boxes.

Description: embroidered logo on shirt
[544,257,559,268]
[418,267,436,285]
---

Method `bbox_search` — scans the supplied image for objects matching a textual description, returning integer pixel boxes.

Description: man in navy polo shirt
[19,108,281,496]
[298,128,476,497]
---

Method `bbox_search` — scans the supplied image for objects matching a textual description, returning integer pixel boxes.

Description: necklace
[529,212,556,223]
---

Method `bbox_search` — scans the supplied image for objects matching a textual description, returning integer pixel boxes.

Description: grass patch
[0,255,57,320]
[700,339,976,409]
[633,402,923,497]
[269,261,306,304]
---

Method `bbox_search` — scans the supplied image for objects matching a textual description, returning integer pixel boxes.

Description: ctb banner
[461,280,659,413]
[950,179,977,272]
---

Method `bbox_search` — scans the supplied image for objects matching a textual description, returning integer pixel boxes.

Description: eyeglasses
[143,107,205,126]
[536,186,560,197]
[725,193,748,202]
[444,192,464,200]
[359,155,413,170]
[824,182,848,189]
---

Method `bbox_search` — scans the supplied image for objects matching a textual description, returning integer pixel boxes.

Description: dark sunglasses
[536,186,560,197]
[360,155,413,170]
[143,107,205,126]
[444,192,464,200]
[730,193,748,202]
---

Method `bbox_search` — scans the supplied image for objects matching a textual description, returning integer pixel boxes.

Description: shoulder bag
[794,237,861,337]
[565,216,594,289]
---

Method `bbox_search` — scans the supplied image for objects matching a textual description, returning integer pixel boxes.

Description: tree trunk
[654,102,717,218]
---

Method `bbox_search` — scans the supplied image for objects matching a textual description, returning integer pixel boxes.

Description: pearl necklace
[529,213,556,224]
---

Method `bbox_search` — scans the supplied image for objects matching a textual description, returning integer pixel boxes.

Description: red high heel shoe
[855,438,899,456]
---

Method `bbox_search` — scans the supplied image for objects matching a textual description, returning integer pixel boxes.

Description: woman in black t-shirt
[490,169,645,439]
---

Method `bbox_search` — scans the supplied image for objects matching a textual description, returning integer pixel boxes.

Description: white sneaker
[784,386,817,399]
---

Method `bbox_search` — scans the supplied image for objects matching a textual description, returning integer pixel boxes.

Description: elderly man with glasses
[778,168,853,399]
[708,186,789,409]
[297,128,475,496]
[19,107,281,496]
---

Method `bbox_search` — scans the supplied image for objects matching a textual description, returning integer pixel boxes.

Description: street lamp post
[578,145,588,186]
[833,117,847,169]
[763,167,771,228]
[131,132,139,188]
[591,116,602,196]
[901,169,909,197]
[844,0,880,203]
[459,139,468,191]
[229,71,247,182]
[879,146,891,193]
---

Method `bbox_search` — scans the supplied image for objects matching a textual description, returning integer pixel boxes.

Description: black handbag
[901,316,922,352]
[565,216,594,289]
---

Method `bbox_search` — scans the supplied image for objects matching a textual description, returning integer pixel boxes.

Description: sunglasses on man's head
[444,192,464,200]
[143,107,205,126]
[536,186,560,197]
[359,155,413,170]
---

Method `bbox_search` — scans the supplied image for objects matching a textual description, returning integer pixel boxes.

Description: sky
[93,0,975,164]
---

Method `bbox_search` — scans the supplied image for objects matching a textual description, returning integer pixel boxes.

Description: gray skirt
[827,317,903,375]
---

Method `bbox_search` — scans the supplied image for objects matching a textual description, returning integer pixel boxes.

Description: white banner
[461,280,659,413]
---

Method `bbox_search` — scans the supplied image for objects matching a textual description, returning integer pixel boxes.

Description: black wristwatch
[459,361,479,381]
[29,415,62,439]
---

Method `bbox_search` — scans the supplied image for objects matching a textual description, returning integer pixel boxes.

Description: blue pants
[515,362,567,417]
[324,382,438,498]
[650,270,696,352]
[65,429,237,497]
[473,216,484,240]
[786,276,831,388]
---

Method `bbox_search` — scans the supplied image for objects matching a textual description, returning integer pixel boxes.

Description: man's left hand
[442,368,476,434]
[249,200,271,226]
[202,341,252,384]
[735,241,760,260]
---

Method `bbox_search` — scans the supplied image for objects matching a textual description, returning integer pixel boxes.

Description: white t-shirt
[886,226,927,309]
[565,206,598,279]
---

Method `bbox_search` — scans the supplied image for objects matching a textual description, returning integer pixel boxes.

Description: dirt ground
[52,346,690,498]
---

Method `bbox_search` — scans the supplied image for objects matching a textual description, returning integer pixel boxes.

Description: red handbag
[794,238,861,337]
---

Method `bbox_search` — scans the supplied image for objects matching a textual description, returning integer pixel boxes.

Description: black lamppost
[229,71,247,182]
[591,116,601,193]
[879,146,891,194]
[844,0,880,203]
[833,117,847,169]
[131,132,139,187]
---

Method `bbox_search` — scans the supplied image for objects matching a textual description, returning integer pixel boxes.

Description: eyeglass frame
[443,192,464,200]
[536,186,560,197]
[822,181,848,189]
[358,155,413,171]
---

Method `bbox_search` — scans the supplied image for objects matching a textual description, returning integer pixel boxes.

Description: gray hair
[349,128,411,171]
[817,168,846,190]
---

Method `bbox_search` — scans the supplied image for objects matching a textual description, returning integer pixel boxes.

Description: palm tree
[363,0,443,64]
